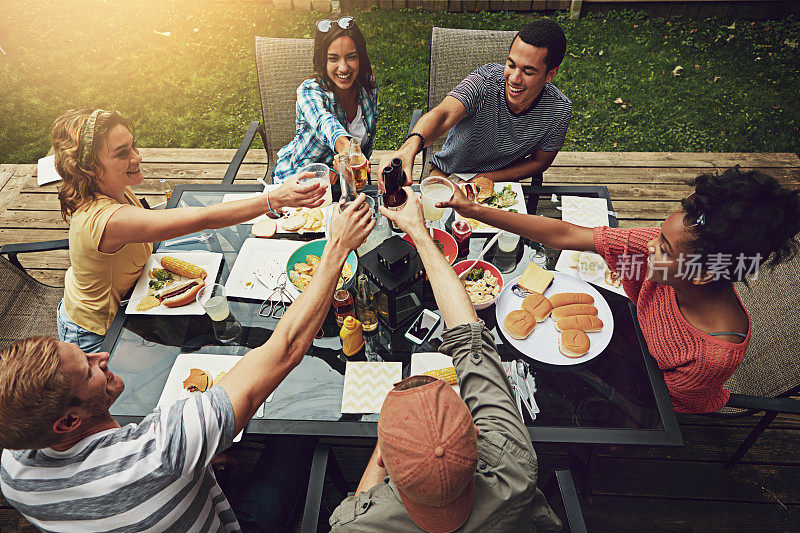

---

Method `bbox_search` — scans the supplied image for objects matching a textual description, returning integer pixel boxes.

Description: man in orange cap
[330,189,561,532]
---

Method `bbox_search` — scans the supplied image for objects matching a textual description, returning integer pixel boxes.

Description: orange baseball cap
[378,376,479,533]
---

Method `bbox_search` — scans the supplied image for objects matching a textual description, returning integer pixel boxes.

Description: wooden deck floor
[1,149,799,531]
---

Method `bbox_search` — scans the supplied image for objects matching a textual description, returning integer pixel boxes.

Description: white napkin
[37,155,61,186]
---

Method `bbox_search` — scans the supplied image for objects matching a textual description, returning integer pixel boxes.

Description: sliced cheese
[518,263,554,295]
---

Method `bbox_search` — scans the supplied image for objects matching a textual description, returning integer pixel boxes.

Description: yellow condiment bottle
[340,316,365,357]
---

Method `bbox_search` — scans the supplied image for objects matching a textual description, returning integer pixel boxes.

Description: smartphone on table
[405,309,441,345]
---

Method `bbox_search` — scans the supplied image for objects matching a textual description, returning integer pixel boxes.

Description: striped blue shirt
[1,386,239,532]
[273,78,379,184]
[430,63,572,175]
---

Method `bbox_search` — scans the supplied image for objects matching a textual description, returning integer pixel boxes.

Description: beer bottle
[382,158,407,230]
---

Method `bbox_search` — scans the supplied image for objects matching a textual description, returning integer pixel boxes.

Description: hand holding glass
[420,177,455,230]
[298,163,332,208]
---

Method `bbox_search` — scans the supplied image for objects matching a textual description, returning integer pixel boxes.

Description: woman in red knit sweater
[442,167,800,413]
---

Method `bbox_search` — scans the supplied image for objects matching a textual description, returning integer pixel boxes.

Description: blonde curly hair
[51,108,134,221]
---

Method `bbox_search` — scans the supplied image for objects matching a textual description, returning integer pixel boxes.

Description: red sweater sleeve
[593,226,660,302]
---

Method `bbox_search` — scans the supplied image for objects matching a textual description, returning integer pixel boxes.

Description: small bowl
[286,239,358,292]
[453,260,504,310]
[402,228,458,265]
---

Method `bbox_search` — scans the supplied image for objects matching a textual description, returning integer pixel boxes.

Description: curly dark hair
[312,17,376,93]
[515,19,567,72]
[682,167,800,275]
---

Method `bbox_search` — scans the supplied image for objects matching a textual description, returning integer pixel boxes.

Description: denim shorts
[57,299,106,353]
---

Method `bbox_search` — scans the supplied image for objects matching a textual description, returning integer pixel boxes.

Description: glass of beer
[349,138,368,191]
[420,176,455,230]
[298,163,332,208]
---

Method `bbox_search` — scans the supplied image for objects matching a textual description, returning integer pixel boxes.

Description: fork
[161,232,212,247]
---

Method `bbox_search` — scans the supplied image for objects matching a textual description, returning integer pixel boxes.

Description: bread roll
[551,304,598,321]
[555,315,604,333]
[471,176,494,201]
[503,310,537,340]
[252,218,277,238]
[183,368,213,392]
[559,329,590,358]
[548,292,594,308]
[521,293,553,321]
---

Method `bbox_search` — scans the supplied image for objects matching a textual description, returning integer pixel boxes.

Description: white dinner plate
[221,188,330,234]
[494,271,614,366]
[126,251,223,315]
[224,238,304,301]
[452,181,527,233]
[157,353,274,442]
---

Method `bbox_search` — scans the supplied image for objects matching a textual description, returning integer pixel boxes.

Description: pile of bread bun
[503,291,603,358]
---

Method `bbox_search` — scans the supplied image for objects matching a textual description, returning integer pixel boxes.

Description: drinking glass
[338,155,357,208]
[299,163,332,208]
[197,283,242,344]
[420,176,455,231]
[529,241,548,269]
[495,232,521,273]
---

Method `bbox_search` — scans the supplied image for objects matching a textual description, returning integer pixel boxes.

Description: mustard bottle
[340,316,365,357]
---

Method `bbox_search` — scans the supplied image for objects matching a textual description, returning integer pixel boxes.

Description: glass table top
[107,184,680,445]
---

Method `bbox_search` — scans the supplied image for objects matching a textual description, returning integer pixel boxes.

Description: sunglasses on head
[316,17,355,33]
[681,193,706,228]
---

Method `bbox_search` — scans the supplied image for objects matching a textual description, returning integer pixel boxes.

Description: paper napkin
[341,361,402,414]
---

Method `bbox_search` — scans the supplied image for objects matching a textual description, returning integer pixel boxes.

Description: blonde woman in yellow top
[52,108,325,351]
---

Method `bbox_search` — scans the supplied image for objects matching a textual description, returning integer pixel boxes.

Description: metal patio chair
[222,37,314,185]
[300,443,586,532]
[722,243,800,467]
[0,239,68,345]
[409,27,517,181]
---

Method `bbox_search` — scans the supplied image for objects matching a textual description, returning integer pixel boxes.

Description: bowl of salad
[453,260,504,310]
[402,228,458,266]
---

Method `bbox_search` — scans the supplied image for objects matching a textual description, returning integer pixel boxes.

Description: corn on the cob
[422,367,458,385]
[160,256,207,279]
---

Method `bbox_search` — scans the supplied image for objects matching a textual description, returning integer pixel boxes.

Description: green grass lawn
[1,2,798,163]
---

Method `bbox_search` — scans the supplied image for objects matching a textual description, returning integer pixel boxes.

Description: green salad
[484,185,518,209]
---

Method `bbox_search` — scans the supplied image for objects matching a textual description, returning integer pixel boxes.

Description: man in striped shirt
[379,19,572,187]
[0,197,375,532]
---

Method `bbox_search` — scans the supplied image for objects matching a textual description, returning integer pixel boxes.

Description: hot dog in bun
[155,279,205,308]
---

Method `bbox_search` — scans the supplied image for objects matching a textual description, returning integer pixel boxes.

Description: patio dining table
[104,183,682,448]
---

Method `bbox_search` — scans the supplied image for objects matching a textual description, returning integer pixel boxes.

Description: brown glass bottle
[382,158,407,230]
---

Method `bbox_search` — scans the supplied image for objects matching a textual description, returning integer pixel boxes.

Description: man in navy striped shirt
[0,197,375,532]
[379,19,572,187]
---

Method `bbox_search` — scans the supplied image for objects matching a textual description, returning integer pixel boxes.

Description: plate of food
[286,239,358,292]
[554,250,625,296]
[401,228,458,265]
[451,178,527,233]
[494,264,614,366]
[410,352,460,396]
[221,189,329,235]
[127,252,223,315]
[157,353,275,442]
[452,260,503,310]
[225,238,304,300]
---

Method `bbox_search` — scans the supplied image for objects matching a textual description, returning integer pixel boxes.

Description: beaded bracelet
[405,132,426,152]
[265,189,280,217]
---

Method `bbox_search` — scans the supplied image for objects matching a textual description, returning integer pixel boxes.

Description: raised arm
[218,195,375,434]
[473,149,559,183]
[99,172,326,253]
[376,96,467,191]
[378,187,476,328]
[441,185,596,252]
[380,189,530,446]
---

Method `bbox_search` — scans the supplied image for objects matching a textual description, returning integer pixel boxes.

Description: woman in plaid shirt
[273,17,379,184]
